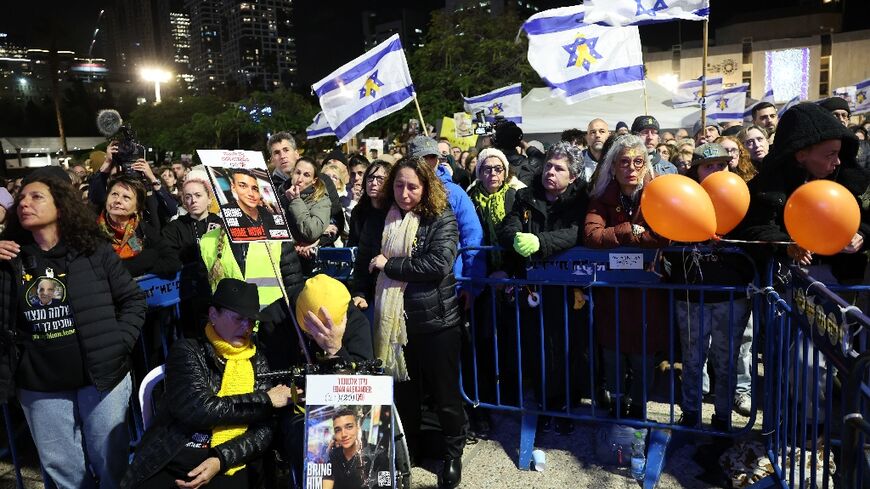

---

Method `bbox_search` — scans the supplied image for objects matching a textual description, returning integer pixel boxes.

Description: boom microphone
[96,109,123,137]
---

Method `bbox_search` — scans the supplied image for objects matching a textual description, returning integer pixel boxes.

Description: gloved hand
[513,233,540,257]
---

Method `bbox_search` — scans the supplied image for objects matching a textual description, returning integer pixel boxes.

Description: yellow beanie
[295,274,351,334]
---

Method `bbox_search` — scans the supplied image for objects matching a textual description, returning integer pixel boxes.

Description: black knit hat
[767,102,858,165]
[818,96,850,115]
[630,115,659,133]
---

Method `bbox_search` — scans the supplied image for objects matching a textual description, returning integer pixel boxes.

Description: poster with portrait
[304,375,395,489]
[197,149,291,243]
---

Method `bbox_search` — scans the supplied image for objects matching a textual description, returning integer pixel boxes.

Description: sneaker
[555,418,575,435]
[537,415,552,433]
[734,393,752,416]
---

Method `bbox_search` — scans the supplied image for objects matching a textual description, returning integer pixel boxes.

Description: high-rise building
[185,0,224,93]
[105,0,173,78]
[169,11,194,88]
[362,9,428,52]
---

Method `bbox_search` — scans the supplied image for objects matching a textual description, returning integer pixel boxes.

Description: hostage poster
[304,375,395,489]
[197,149,291,243]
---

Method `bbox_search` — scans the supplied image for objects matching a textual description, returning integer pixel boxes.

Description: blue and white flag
[778,95,801,118]
[583,0,709,26]
[743,88,775,121]
[312,34,415,143]
[523,6,645,105]
[306,112,334,139]
[672,76,723,108]
[854,78,870,115]
[707,84,748,122]
[463,83,522,124]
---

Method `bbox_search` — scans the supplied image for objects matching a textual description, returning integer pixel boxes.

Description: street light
[140,67,172,103]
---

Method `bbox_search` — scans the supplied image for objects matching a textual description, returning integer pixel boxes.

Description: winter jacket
[584,180,670,354]
[119,217,182,278]
[161,213,224,323]
[650,152,678,176]
[122,337,275,488]
[351,208,461,336]
[347,200,387,248]
[278,174,344,247]
[498,176,589,276]
[283,186,331,244]
[467,183,518,273]
[0,242,146,400]
[435,165,484,285]
[502,146,545,187]
[737,103,870,282]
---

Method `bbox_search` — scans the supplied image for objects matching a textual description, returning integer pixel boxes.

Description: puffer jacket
[351,208,461,335]
[0,242,146,400]
[122,337,275,488]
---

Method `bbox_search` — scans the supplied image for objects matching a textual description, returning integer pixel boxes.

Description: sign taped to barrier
[526,248,660,284]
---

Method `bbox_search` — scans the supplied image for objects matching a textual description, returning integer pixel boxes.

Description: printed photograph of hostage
[207,166,291,243]
[27,277,64,307]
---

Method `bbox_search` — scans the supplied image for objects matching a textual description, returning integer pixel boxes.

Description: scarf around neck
[373,204,420,381]
[98,211,143,259]
[471,183,510,269]
[205,323,256,476]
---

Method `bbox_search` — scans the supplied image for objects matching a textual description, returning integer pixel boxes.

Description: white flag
[463,83,522,124]
[312,34,415,143]
[672,77,723,108]
[707,84,748,122]
[523,6,645,105]
[305,112,334,139]
[583,0,709,26]
[778,95,801,118]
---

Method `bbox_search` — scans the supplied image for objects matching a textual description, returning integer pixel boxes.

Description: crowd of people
[0,95,866,488]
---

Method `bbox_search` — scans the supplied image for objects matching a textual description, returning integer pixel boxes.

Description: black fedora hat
[211,278,260,320]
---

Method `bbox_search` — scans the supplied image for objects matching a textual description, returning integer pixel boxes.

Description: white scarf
[373,204,420,381]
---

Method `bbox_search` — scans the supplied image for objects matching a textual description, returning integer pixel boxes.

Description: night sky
[3,0,869,87]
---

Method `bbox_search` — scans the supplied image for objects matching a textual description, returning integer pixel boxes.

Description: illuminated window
[764,48,809,102]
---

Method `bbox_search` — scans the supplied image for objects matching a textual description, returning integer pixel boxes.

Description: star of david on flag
[855,78,870,115]
[463,83,522,124]
[523,5,644,104]
[706,84,748,122]
[672,77,723,108]
[312,34,415,143]
[583,0,709,26]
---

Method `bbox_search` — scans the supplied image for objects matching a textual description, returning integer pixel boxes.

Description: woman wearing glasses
[584,134,669,420]
[716,135,758,182]
[347,160,392,247]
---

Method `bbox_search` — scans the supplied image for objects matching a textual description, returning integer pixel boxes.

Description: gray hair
[267,131,296,150]
[589,134,653,200]
[545,141,583,179]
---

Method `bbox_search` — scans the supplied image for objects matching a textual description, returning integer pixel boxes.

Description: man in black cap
[631,115,678,176]
[819,96,851,127]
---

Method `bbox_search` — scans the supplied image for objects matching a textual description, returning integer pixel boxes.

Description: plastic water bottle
[630,430,645,481]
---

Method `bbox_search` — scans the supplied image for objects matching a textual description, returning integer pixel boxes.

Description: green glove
[513,233,540,257]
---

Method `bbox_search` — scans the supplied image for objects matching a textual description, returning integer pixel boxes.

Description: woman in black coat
[99,175,181,278]
[124,278,295,489]
[0,171,147,489]
[350,157,464,489]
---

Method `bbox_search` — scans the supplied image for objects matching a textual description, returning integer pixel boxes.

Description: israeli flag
[707,84,748,122]
[743,88,775,121]
[672,77,723,108]
[523,6,645,105]
[463,83,522,124]
[854,78,870,115]
[583,0,709,26]
[306,112,334,139]
[312,34,415,143]
[778,95,801,118]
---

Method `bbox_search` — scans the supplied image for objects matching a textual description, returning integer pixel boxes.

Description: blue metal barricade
[456,245,763,487]
[756,260,870,489]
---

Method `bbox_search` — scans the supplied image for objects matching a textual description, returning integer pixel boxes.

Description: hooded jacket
[738,102,870,281]
[434,165,485,286]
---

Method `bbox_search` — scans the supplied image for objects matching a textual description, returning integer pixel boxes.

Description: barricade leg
[518,411,537,471]
[643,428,671,489]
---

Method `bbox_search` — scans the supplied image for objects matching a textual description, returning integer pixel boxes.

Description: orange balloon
[700,171,751,235]
[784,180,860,255]
[640,174,717,242]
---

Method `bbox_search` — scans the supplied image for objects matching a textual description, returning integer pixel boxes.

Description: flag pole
[700,19,709,124]
[413,94,429,137]
[643,79,650,115]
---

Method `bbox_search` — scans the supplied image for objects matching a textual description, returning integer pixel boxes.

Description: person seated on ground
[89,143,178,228]
[666,143,755,430]
[162,171,224,332]
[99,175,181,278]
[584,134,670,420]
[123,278,296,489]
[497,141,589,434]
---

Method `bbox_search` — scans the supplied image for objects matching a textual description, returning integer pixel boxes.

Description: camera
[96,109,145,176]
[473,111,493,136]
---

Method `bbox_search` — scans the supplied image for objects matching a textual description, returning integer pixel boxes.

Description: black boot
[438,456,462,489]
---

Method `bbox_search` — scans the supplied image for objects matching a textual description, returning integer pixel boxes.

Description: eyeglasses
[724,147,740,155]
[617,157,646,169]
[479,166,505,175]
[365,175,385,184]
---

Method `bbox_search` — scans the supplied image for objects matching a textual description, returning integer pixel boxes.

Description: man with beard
[580,118,608,183]
[631,115,678,176]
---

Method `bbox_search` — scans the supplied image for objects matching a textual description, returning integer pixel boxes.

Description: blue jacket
[435,165,484,289]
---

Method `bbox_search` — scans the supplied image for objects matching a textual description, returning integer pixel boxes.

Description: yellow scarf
[205,323,256,476]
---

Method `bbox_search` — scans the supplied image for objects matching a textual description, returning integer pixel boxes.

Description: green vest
[199,228,284,310]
